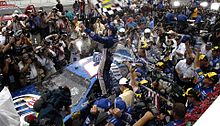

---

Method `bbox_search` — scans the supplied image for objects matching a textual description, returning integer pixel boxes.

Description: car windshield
[39,69,90,106]
[0,7,22,16]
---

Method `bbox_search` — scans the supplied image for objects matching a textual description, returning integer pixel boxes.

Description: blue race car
[12,47,133,125]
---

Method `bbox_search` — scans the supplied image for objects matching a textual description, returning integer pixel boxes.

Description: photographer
[60,16,72,34]
[6,14,25,33]
[26,12,41,44]
[52,35,67,70]
[17,30,32,46]
[166,103,186,126]
[18,53,39,86]
[93,18,105,35]
[47,7,62,34]
[34,46,56,78]
[34,86,72,126]
[38,9,50,40]
[0,39,13,70]
[68,38,80,63]
[83,98,112,126]
[2,55,20,91]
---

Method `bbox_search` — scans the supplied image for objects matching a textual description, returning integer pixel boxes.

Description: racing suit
[84,28,118,95]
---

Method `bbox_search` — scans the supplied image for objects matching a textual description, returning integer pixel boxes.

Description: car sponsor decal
[83,61,100,77]
[13,94,40,126]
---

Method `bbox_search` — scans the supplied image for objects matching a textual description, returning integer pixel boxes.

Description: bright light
[76,40,83,53]
[200,2,208,8]
[173,1,180,7]
[211,3,220,10]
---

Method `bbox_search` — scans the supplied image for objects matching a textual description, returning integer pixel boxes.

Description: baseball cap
[14,10,19,14]
[12,13,18,17]
[212,46,219,52]
[204,72,219,84]
[156,61,165,68]
[144,28,151,33]
[135,68,144,76]
[166,30,175,34]
[139,79,149,85]
[114,97,127,112]
[119,28,125,33]
[52,6,58,10]
[206,42,212,47]
[94,98,112,111]
[38,9,43,13]
[119,77,128,85]
[183,88,200,99]
[199,54,208,61]
[181,35,190,43]
[107,25,117,35]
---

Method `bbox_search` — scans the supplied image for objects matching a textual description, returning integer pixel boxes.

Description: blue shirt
[126,21,138,29]
[194,68,213,100]
[84,28,118,48]
[165,12,174,24]
[140,16,147,24]
[195,15,202,23]
[157,3,164,10]
[65,11,74,21]
[177,14,188,22]
[210,56,220,73]
[149,20,154,29]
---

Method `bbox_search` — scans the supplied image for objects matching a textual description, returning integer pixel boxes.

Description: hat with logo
[204,72,219,84]
[183,88,201,100]
[94,98,112,111]
[107,24,117,35]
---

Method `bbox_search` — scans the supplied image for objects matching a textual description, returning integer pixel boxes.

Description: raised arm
[80,24,117,47]
[84,28,112,44]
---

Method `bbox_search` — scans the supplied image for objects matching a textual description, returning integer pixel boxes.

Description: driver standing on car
[80,23,118,95]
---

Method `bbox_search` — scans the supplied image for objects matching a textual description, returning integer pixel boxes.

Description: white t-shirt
[175,43,186,59]
[58,40,66,61]
[201,44,212,61]
[35,55,55,71]
[175,59,194,79]
[0,34,5,45]
[18,62,38,80]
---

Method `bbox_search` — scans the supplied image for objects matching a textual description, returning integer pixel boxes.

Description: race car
[11,46,132,125]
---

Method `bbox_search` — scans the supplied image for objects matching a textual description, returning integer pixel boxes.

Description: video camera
[132,97,158,120]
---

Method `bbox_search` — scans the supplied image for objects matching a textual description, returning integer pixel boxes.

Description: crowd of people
[0,0,220,126]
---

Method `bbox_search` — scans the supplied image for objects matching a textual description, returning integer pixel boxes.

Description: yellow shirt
[191,8,198,18]
[119,88,135,107]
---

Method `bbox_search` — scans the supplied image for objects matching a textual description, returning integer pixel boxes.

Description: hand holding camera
[79,23,86,32]
[27,58,32,65]
[5,57,12,64]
